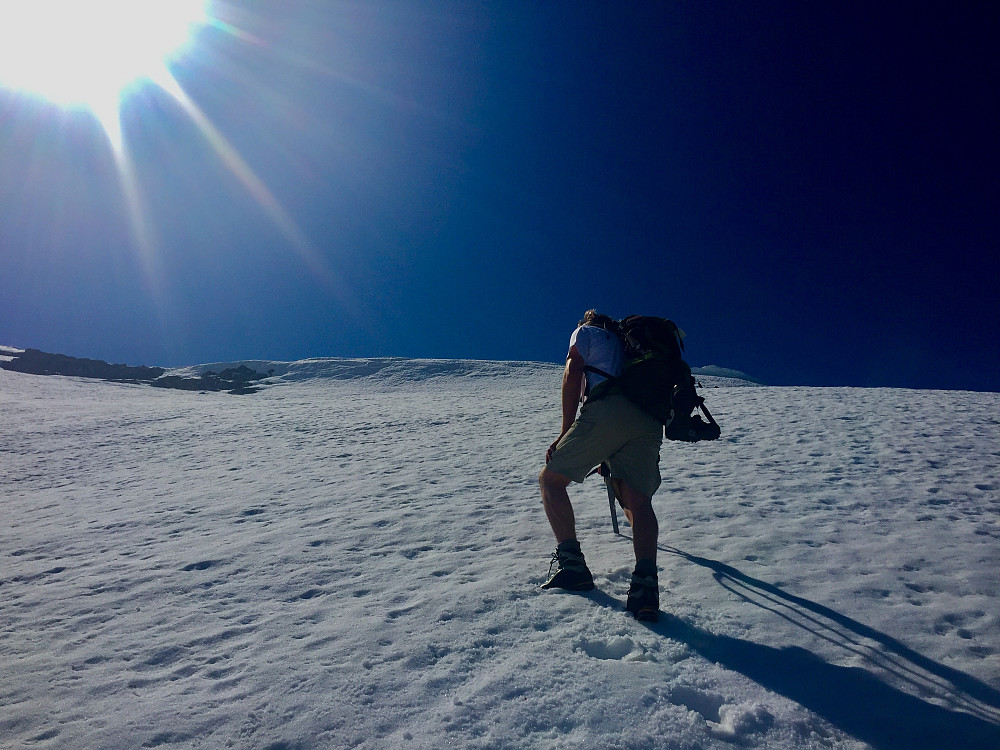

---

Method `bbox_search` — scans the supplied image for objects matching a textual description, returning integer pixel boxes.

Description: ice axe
[589,462,620,535]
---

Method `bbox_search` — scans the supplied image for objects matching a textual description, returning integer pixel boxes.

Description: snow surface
[2,358,999,750]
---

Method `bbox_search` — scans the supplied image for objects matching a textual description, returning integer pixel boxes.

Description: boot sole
[631,606,659,622]
[540,580,595,591]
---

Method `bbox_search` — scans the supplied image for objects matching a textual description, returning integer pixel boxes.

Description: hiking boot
[625,561,659,621]
[540,540,595,591]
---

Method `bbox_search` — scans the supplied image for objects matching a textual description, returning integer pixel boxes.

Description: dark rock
[0,348,165,381]
[2,348,268,395]
[151,365,268,393]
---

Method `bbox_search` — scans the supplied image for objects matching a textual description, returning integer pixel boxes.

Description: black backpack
[592,315,721,442]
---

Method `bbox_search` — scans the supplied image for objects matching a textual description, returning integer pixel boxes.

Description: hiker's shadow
[603,544,1000,750]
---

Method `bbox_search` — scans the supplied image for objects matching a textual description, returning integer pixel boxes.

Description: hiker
[538,309,662,621]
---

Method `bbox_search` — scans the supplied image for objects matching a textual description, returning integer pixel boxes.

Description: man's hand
[546,438,563,463]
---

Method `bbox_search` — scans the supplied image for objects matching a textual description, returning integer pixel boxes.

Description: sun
[0,0,207,131]
[0,0,340,300]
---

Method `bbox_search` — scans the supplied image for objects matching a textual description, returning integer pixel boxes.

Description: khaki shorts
[546,392,663,498]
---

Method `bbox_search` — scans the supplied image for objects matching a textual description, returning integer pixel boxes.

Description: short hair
[580,309,617,330]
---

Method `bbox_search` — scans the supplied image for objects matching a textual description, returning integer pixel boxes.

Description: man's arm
[560,345,585,434]
[546,345,585,462]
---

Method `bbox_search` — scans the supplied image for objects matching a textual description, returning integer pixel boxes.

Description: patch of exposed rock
[1,349,267,394]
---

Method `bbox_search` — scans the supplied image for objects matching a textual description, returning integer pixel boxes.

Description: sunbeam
[153,69,345,295]
[0,1,346,306]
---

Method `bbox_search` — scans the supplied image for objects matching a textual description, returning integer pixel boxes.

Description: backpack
[591,315,721,442]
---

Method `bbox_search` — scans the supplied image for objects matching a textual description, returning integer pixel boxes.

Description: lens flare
[0,1,206,113]
[0,1,343,313]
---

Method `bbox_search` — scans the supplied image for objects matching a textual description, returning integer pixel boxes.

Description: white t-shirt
[569,325,623,398]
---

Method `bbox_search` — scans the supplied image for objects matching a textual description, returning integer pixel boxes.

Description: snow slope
[2,359,998,749]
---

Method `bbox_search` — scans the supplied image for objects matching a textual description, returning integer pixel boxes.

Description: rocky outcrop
[0,348,165,382]
[151,365,269,394]
[0,349,268,394]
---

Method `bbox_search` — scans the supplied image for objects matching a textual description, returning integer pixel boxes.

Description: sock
[634,559,657,578]
[557,539,582,555]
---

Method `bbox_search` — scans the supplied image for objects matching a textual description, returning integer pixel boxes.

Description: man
[538,310,663,621]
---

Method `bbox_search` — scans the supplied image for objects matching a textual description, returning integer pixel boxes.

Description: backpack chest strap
[583,364,616,380]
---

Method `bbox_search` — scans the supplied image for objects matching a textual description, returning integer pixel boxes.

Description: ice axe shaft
[587,463,621,535]
[606,477,620,535]
[601,462,620,535]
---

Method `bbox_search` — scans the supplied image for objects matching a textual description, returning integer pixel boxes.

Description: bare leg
[610,478,635,528]
[617,481,658,563]
[538,467,576,543]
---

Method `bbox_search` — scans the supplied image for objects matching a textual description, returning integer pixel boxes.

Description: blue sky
[1,1,997,391]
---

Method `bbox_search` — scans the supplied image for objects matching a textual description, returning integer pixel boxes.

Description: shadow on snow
[592,544,1000,750]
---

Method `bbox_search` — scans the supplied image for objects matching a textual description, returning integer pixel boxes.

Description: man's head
[580,309,617,331]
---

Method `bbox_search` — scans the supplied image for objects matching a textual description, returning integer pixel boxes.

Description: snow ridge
[164,356,762,390]
[165,356,562,384]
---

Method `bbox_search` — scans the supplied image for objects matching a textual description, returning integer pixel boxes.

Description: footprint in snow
[181,560,218,571]
[576,636,647,661]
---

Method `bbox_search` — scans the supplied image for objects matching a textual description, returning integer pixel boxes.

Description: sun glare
[0,0,207,127]
[0,0,342,309]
